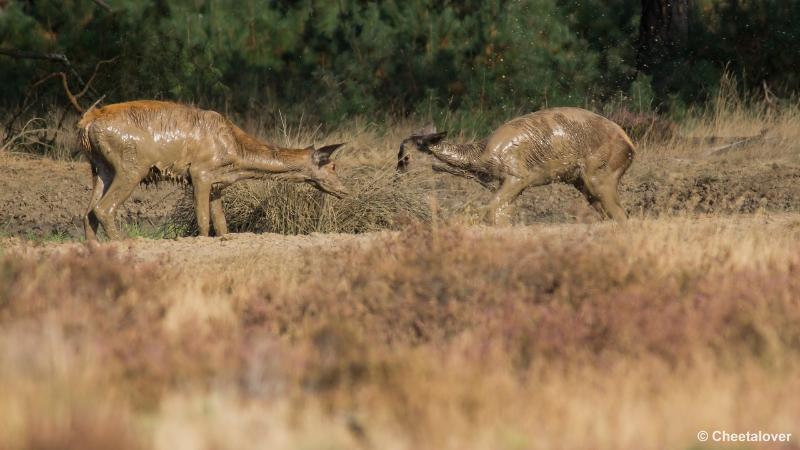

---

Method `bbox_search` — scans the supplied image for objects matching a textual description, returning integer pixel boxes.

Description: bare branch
[703,129,769,157]
[0,47,89,92]
[0,48,69,64]
[29,71,64,90]
[27,71,85,112]
[91,0,113,12]
[85,95,107,113]
[4,51,118,114]
[75,56,118,98]
[58,72,84,113]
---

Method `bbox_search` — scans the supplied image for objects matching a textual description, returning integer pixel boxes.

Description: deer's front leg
[485,176,529,226]
[432,163,496,190]
[210,188,228,236]
[191,170,212,237]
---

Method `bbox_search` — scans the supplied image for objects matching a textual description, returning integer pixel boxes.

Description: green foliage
[628,73,657,112]
[0,0,799,127]
[0,0,606,125]
[556,0,640,96]
[693,0,800,93]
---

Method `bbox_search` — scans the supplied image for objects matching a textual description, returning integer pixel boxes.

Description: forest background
[1,0,795,134]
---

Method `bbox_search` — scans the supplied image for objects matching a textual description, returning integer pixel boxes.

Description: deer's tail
[74,107,100,158]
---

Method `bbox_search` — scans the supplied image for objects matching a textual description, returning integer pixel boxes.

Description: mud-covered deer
[397,107,635,224]
[77,101,348,240]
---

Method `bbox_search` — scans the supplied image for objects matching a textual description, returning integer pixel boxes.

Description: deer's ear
[415,131,447,146]
[312,143,345,167]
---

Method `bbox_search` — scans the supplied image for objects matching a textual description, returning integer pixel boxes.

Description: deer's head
[397,125,448,172]
[305,143,348,198]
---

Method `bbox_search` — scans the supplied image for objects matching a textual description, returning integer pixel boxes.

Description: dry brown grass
[1,107,79,160]
[638,74,800,160]
[172,164,434,235]
[1,214,800,449]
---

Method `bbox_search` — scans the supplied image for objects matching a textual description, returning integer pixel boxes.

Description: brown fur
[78,100,347,240]
[398,107,635,224]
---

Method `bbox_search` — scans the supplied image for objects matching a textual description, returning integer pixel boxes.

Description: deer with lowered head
[397,107,635,224]
[77,100,348,240]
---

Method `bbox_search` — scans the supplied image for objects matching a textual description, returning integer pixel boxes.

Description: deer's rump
[484,107,635,181]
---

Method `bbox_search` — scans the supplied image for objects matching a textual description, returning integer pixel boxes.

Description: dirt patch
[0,154,184,238]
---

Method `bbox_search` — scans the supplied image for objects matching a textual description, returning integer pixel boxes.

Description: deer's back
[483,107,633,178]
[79,101,236,166]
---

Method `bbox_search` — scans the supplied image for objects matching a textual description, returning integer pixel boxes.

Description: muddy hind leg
[573,178,607,218]
[92,170,144,240]
[84,162,110,241]
[210,188,228,236]
[581,173,627,222]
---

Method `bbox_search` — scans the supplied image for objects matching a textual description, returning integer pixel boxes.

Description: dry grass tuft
[172,164,433,235]
[1,107,79,160]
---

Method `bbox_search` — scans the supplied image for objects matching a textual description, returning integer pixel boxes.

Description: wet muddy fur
[398,107,635,224]
[77,100,347,240]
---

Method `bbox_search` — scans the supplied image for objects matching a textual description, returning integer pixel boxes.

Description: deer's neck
[231,126,308,176]
[237,146,308,174]
[429,140,486,170]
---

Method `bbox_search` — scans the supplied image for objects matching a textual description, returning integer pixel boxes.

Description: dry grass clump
[0,248,155,449]
[172,164,433,235]
[0,107,79,160]
[635,73,800,159]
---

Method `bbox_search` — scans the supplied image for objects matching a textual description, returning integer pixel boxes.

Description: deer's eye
[330,163,336,171]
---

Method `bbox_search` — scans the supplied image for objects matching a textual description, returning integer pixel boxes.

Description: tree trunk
[637,0,690,76]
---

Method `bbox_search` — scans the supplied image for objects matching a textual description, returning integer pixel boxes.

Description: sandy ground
[0,230,376,277]
[4,212,798,282]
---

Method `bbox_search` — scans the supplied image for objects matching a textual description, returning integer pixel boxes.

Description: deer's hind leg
[84,160,113,241]
[579,139,634,222]
[92,166,147,240]
[581,173,627,222]
[573,178,607,218]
